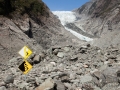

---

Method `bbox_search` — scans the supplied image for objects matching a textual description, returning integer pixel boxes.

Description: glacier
[52,11,93,41]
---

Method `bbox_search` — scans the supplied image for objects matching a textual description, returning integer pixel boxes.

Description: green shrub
[0,0,48,16]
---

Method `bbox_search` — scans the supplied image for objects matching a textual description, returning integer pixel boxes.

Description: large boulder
[4,74,14,84]
[35,78,55,90]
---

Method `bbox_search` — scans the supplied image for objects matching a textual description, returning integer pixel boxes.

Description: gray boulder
[33,55,40,64]
[57,52,64,58]
[4,74,14,84]
[35,78,55,90]
[55,81,66,90]
[0,86,6,90]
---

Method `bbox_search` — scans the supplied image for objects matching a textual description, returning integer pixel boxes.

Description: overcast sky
[42,0,89,11]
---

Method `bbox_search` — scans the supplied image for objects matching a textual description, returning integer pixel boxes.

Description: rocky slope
[74,0,120,48]
[0,43,120,90]
[0,0,80,62]
[0,0,120,90]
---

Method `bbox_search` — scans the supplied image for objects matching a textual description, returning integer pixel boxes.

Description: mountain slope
[74,0,120,48]
[0,0,80,62]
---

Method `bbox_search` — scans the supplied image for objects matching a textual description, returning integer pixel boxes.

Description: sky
[42,0,89,11]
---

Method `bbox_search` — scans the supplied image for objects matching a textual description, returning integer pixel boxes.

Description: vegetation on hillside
[0,0,49,17]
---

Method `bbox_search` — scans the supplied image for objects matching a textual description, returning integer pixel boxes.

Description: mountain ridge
[74,0,120,48]
[0,0,80,62]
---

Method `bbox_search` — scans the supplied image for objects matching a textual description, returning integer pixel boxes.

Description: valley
[0,0,120,90]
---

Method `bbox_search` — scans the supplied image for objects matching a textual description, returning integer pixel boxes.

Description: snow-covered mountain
[52,11,93,41]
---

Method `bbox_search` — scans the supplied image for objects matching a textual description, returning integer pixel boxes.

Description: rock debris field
[0,44,120,90]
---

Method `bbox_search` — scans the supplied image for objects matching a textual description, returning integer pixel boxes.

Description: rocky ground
[0,0,120,90]
[0,43,120,90]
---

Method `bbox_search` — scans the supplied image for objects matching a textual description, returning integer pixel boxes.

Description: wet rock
[35,78,55,90]
[4,74,14,84]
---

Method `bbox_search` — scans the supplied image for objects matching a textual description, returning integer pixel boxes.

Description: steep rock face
[74,0,97,15]
[0,0,80,61]
[74,0,120,48]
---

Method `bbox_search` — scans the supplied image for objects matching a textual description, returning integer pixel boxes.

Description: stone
[81,45,88,49]
[75,88,82,90]
[64,83,72,89]
[35,77,43,85]
[83,64,89,68]
[71,65,78,71]
[29,52,36,59]
[53,49,59,55]
[55,81,66,90]
[35,78,55,90]
[4,74,14,84]
[10,68,17,75]
[13,80,21,86]
[9,58,17,63]
[79,49,87,54]
[99,64,108,71]
[70,73,76,80]
[102,83,119,90]
[57,52,64,58]
[102,67,119,83]
[18,82,29,89]
[0,86,7,90]
[70,56,78,61]
[61,76,70,82]
[39,52,45,60]
[107,55,117,59]
[63,47,70,52]
[50,62,56,66]
[91,71,106,87]
[94,86,101,90]
[91,71,105,80]
[116,56,120,61]
[80,74,93,84]
[0,82,5,87]
[33,55,40,64]
[76,70,82,75]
